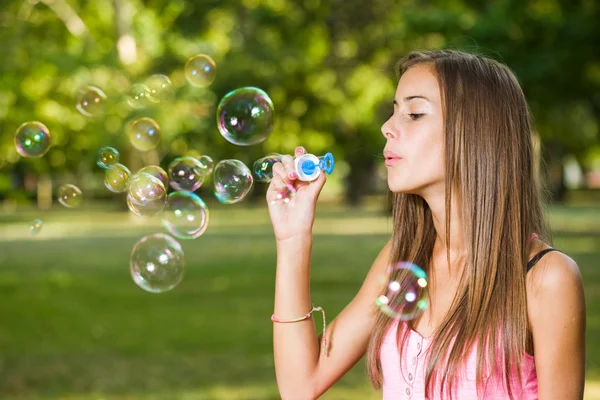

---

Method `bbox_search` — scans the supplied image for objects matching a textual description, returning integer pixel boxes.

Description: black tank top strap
[527,248,563,272]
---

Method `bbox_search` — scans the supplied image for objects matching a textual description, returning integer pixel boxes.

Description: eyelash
[408,113,425,121]
[388,112,426,121]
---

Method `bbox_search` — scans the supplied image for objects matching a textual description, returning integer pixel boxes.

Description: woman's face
[381,64,445,195]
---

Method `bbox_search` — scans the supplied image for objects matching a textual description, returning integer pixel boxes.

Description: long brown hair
[367,50,551,399]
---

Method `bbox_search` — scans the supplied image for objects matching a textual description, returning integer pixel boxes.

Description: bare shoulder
[526,244,583,297]
[526,243,586,339]
[525,245,586,395]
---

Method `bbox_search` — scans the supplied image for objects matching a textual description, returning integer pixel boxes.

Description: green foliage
[0,0,598,203]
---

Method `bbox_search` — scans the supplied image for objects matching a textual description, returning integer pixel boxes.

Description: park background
[0,0,599,399]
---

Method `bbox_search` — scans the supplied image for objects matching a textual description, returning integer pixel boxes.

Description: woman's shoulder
[526,239,581,291]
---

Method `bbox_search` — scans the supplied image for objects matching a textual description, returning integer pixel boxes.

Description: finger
[295,146,306,157]
[280,155,296,180]
[269,162,289,192]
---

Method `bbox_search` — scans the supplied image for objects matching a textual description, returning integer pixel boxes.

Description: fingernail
[288,171,297,179]
[295,148,304,156]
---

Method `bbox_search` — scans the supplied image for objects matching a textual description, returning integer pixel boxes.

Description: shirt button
[408,372,413,381]
[417,342,421,350]
[412,356,416,365]
[406,388,411,396]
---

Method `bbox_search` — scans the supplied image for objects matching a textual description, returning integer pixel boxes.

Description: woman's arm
[273,239,392,399]
[527,251,586,399]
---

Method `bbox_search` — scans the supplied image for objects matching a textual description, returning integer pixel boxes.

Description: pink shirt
[380,321,538,399]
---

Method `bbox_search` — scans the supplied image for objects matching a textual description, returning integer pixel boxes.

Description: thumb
[307,170,327,198]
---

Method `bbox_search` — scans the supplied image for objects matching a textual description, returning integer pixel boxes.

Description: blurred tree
[0,0,598,205]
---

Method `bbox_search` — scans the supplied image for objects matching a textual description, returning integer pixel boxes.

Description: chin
[387,178,419,194]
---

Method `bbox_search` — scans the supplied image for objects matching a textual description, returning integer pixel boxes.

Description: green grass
[0,201,598,399]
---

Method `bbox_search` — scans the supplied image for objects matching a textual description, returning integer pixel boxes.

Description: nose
[381,117,397,139]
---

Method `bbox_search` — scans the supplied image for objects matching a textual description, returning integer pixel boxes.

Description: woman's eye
[408,113,425,121]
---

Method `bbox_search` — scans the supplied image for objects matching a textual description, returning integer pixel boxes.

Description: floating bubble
[126,117,161,151]
[217,87,274,146]
[162,191,209,239]
[127,84,153,109]
[97,147,119,169]
[14,121,51,158]
[198,155,214,175]
[127,172,167,217]
[29,219,42,235]
[270,182,297,205]
[253,153,282,182]
[57,184,83,208]
[138,165,168,188]
[168,156,207,192]
[375,261,429,320]
[104,163,131,193]
[185,54,217,87]
[75,85,107,117]
[145,74,173,103]
[213,159,254,204]
[130,233,185,293]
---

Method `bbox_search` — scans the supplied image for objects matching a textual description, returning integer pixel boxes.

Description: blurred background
[0,0,599,399]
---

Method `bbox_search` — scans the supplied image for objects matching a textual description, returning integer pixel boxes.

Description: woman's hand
[266,146,327,242]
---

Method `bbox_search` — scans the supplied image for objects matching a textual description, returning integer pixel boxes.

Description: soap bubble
[185,54,216,87]
[130,233,185,293]
[75,86,107,117]
[217,87,274,146]
[105,163,131,193]
[253,153,282,182]
[29,219,42,235]
[14,121,51,158]
[97,147,119,169]
[57,184,83,208]
[376,262,429,320]
[138,165,169,188]
[127,84,153,109]
[198,155,214,175]
[213,159,254,204]
[162,191,209,239]
[168,156,208,192]
[126,172,167,217]
[145,74,173,103]
[127,117,161,151]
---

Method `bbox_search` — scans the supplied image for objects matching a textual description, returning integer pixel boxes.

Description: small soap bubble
[127,117,161,151]
[15,121,51,158]
[145,74,173,103]
[375,261,429,320]
[253,153,282,182]
[127,84,153,109]
[127,172,167,217]
[104,163,131,193]
[75,86,107,117]
[29,219,42,235]
[130,233,185,293]
[198,155,214,175]
[270,182,297,205]
[138,165,169,188]
[213,159,254,204]
[162,191,209,240]
[185,54,217,87]
[217,87,274,146]
[57,184,83,208]
[168,156,207,192]
[97,147,119,169]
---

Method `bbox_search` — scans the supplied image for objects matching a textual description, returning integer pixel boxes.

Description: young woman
[266,49,586,399]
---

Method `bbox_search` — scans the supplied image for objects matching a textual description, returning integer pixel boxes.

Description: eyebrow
[393,95,430,105]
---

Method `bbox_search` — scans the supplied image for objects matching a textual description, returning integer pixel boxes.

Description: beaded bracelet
[271,305,328,356]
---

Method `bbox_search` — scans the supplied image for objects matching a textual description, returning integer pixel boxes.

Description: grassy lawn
[0,200,598,399]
